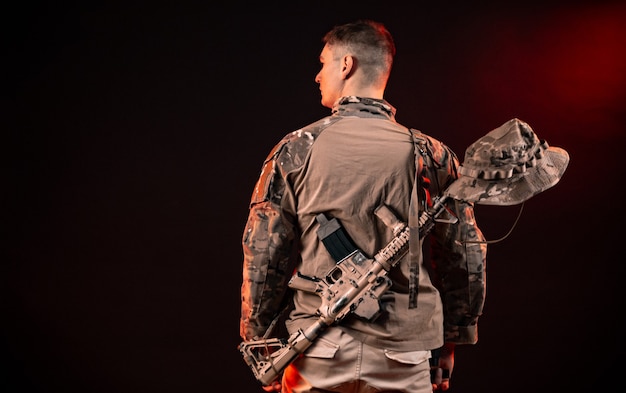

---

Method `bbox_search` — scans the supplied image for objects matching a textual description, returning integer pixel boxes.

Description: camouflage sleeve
[431,199,487,344]
[424,136,487,345]
[240,141,298,341]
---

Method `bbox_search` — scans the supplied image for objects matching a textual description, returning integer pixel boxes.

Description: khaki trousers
[281,327,433,393]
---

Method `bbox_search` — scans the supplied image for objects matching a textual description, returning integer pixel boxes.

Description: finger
[262,381,281,392]
[440,368,451,391]
[431,367,443,385]
[431,368,452,391]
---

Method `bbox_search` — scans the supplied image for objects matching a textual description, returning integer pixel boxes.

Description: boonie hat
[444,118,570,206]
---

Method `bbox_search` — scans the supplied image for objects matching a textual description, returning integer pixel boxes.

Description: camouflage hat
[444,118,570,206]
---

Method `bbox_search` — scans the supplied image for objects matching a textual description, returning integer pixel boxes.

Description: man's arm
[420,134,487,344]
[431,198,486,344]
[240,141,297,342]
[423,135,486,391]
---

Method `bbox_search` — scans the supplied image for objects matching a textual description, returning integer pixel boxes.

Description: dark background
[4,1,625,392]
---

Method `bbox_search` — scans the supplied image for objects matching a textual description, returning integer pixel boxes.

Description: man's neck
[341,82,385,100]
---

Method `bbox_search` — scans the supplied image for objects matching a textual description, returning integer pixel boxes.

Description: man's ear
[340,55,355,79]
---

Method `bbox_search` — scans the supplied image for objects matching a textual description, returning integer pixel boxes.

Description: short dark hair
[323,19,396,80]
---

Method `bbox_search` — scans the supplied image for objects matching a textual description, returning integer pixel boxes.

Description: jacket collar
[331,96,397,120]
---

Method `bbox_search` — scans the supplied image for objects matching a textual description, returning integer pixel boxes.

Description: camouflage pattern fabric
[444,118,570,206]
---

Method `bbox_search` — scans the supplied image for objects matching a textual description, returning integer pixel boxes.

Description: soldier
[240,20,487,392]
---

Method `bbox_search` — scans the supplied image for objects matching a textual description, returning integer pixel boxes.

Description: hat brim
[444,146,570,206]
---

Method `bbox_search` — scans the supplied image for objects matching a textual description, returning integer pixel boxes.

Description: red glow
[470,3,626,138]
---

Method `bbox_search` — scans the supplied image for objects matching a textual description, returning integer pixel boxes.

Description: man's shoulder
[278,116,339,151]
[286,116,341,141]
[407,128,460,170]
[409,128,453,152]
[266,116,340,172]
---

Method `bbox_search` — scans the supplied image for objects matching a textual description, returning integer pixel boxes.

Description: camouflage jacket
[240,96,487,350]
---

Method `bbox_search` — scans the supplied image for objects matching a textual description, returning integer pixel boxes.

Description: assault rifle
[239,118,571,388]
[238,196,454,387]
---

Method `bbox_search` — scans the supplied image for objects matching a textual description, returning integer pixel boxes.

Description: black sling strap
[408,128,427,309]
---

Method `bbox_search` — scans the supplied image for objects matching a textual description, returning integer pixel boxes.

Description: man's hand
[262,380,281,392]
[430,343,455,391]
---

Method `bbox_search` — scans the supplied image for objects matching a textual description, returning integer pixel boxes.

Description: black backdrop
[4,1,626,392]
